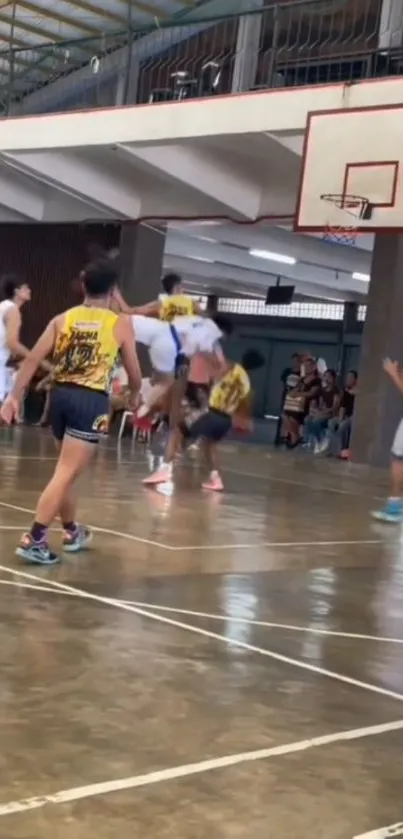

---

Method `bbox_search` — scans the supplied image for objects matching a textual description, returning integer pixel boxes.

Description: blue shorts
[182,409,232,442]
[50,384,109,444]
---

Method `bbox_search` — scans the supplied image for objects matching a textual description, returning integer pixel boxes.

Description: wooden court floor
[0,428,402,839]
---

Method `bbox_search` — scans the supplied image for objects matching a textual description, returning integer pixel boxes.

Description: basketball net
[320,193,370,246]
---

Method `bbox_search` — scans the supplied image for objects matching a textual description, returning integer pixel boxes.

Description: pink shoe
[202,473,224,492]
[143,467,172,485]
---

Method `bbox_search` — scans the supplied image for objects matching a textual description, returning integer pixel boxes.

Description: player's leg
[372,418,403,522]
[17,387,105,563]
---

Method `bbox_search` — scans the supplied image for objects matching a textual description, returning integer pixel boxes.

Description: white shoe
[314,437,329,455]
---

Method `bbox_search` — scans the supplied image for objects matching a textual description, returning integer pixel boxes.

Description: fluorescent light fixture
[249,248,297,265]
[352,272,370,281]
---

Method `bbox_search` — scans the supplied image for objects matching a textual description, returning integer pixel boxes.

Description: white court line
[0,564,403,703]
[170,538,385,551]
[224,466,384,501]
[2,579,403,646]
[0,501,172,550]
[0,717,403,818]
[0,499,386,552]
[0,526,34,531]
[353,825,403,839]
[118,600,403,646]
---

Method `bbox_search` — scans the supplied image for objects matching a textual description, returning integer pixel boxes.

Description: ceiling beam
[0,11,99,52]
[59,0,127,25]
[12,1,102,36]
[114,0,171,21]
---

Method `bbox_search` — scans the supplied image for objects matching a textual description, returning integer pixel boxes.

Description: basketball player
[0,275,38,404]
[0,259,141,565]
[115,273,203,322]
[129,312,227,417]
[144,349,264,491]
[372,357,403,522]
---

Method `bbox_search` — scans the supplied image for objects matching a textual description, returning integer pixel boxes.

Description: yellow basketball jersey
[159,294,195,322]
[53,306,119,392]
[209,364,251,415]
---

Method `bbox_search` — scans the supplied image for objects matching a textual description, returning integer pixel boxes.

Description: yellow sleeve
[239,368,251,401]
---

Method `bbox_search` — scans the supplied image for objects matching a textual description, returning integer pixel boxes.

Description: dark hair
[242,349,265,372]
[82,259,118,297]
[291,353,300,360]
[348,369,358,380]
[212,314,233,337]
[1,274,23,300]
[161,273,182,295]
[325,368,337,381]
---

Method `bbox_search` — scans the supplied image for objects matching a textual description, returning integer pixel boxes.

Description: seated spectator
[327,369,357,459]
[303,369,339,453]
[275,353,301,445]
[281,357,321,447]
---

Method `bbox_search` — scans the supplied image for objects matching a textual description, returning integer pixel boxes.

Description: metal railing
[0,0,395,116]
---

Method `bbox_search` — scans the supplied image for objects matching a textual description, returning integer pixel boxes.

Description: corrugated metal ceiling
[0,0,202,96]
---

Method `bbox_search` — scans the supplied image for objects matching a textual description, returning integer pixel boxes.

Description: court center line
[0,717,403,818]
[2,579,403,646]
[0,501,173,550]
[0,564,403,704]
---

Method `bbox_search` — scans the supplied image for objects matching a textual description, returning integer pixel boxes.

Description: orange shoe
[143,465,172,485]
[202,472,224,492]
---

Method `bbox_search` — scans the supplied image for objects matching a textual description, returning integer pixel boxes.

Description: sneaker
[202,474,224,492]
[314,437,330,455]
[16,533,60,566]
[372,501,403,523]
[143,466,172,486]
[62,525,93,554]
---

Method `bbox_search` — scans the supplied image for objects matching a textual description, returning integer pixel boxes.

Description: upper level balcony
[0,0,398,117]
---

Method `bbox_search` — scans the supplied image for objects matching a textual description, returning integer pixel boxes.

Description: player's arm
[115,315,142,400]
[9,317,58,401]
[5,306,52,372]
[232,392,253,431]
[384,358,403,393]
[113,288,160,318]
[192,301,204,316]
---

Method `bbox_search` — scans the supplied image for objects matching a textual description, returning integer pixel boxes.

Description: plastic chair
[118,410,153,444]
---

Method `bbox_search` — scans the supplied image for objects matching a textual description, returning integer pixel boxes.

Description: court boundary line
[0,500,388,552]
[0,563,403,703]
[0,717,403,818]
[0,501,173,550]
[1,579,403,646]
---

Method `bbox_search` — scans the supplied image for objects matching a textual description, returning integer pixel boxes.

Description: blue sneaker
[62,525,93,553]
[16,534,61,565]
[372,500,403,523]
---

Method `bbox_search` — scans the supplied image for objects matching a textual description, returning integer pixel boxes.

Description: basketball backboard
[295,105,403,233]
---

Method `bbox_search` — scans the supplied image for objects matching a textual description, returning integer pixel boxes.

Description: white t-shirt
[172,315,222,356]
[132,313,222,360]
[132,315,164,347]
[0,299,15,363]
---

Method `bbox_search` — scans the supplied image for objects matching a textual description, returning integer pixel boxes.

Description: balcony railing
[0,0,396,116]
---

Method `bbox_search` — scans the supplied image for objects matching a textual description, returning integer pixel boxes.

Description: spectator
[327,369,357,459]
[282,356,321,447]
[275,353,301,445]
[303,368,339,453]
